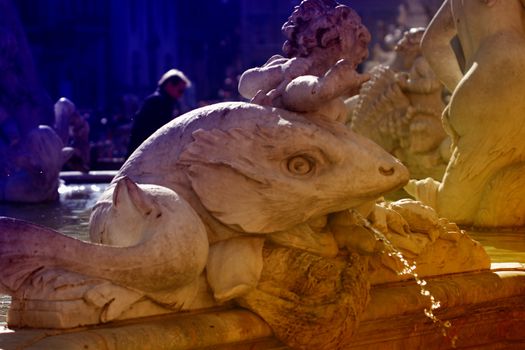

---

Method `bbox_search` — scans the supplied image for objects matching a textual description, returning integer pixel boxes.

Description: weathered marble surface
[2,264,524,350]
[406,0,525,228]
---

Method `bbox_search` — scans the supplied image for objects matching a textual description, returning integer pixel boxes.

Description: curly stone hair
[282,0,370,62]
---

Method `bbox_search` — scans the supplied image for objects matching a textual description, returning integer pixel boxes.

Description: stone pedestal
[2,263,524,350]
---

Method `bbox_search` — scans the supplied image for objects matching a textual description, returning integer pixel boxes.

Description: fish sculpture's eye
[286,155,315,176]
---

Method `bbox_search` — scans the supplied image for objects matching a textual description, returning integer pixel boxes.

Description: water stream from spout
[351,210,457,347]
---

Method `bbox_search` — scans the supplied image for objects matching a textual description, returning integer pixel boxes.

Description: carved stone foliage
[350,28,450,181]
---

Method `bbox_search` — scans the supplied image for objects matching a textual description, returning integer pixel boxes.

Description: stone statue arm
[420,0,462,92]
[397,57,442,93]
[280,59,369,113]
[238,55,309,100]
[238,66,283,100]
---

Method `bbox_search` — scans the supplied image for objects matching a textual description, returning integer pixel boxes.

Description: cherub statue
[238,0,371,123]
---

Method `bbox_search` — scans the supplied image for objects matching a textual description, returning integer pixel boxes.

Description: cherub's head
[282,0,371,65]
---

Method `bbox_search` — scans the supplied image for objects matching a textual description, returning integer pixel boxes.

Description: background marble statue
[407,0,525,227]
[54,97,91,172]
[350,27,450,181]
[0,125,72,202]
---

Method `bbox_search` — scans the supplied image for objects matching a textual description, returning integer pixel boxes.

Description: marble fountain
[3,0,525,349]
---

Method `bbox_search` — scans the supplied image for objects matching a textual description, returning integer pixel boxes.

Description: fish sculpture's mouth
[347,179,408,208]
[345,156,410,206]
[381,176,409,195]
[267,199,385,259]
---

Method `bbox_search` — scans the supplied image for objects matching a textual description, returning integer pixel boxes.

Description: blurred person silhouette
[126,69,191,157]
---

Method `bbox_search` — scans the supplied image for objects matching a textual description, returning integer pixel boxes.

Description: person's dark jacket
[126,89,181,157]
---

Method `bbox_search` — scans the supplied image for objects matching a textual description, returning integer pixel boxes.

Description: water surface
[468,230,525,263]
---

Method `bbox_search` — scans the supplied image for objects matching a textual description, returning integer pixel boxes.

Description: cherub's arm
[280,59,369,113]
[238,56,314,101]
[420,0,462,92]
[397,57,442,93]
[238,55,288,100]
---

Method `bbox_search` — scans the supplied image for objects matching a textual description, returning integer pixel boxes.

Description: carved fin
[113,176,155,216]
[0,207,207,295]
[350,65,410,152]
[179,127,274,185]
[207,237,264,302]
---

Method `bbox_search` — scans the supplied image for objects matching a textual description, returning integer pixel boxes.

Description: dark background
[12,0,414,112]
[8,0,441,165]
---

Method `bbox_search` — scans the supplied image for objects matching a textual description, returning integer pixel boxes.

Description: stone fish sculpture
[94,101,409,298]
[1,100,490,349]
[1,102,406,334]
[0,104,491,349]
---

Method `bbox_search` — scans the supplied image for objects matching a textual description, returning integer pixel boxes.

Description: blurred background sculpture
[54,97,91,172]
[0,125,72,202]
[363,0,443,72]
[0,0,72,202]
[407,0,525,228]
[349,27,450,182]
